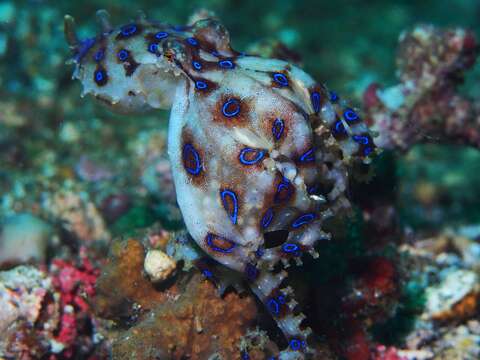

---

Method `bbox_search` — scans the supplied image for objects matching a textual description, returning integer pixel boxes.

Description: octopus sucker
[66,11,377,359]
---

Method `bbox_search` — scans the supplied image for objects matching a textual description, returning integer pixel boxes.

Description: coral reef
[364,25,480,151]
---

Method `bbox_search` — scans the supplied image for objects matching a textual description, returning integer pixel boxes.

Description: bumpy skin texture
[65,12,375,358]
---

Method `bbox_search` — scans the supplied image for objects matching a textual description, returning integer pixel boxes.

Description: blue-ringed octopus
[64,10,376,359]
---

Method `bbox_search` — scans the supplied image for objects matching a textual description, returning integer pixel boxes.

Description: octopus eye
[343,108,359,122]
[206,233,236,253]
[154,31,169,40]
[218,59,235,69]
[273,73,289,87]
[117,49,129,62]
[186,37,199,46]
[192,61,202,70]
[329,90,339,102]
[120,24,138,37]
[239,148,265,165]
[272,118,284,141]
[291,213,315,228]
[311,91,321,113]
[222,99,241,117]
[220,189,239,224]
[182,143,202,175]
[299,148,315,163]
[261,208,274,229]
[195,80,208,90]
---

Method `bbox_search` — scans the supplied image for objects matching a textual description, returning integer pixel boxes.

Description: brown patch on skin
[124,57,140,77]
[219,186,243,226]
[181,128,207,187]
[204,233,237,255]
[192,77,219,96]
[211,94,252,127]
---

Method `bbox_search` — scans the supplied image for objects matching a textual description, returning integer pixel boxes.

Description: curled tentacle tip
[64,14,79,47]
[96,9,112,33]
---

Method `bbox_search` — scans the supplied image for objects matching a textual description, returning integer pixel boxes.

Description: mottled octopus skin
[66,12,375,359]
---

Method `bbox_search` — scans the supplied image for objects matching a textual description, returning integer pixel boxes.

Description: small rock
[144,249,177,283]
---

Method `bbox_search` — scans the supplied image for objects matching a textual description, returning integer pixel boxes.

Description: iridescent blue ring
[363,147,374,156]
[117,49,129,61]
[282,243,300,253]
[329,90,339,102]
[94,69,105,82]
[299,148,315,163]
[239,148,265,165]
[147,43,158,54]
[222,99,241,117]
[192,61,202,70]
[267,298,280,314]
[220,189,238,224]
[154,31,169,40]
[182,143,202,175]
[272,118,284,140]
[344,109,359,122]
[206,233,236,253]
[93,49,104,62]
[261,208,274,228]
[273,73,289,87]
[186,37,199,46]
[334,120,346,134]
[289,339,302,351]
[291,213,315,228]
[311,91,321,113]
[218,59,235,69]
[195,80,208,90]
[353,135,370,145]
[120,24,137,37]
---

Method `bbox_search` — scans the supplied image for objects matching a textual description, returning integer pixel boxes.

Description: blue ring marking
[117,49,129,61]
[186,37,199,46]
[329,90,339,102]
[182,144,202,175]
[148,43,158,54]
[334,120,346,134]
[220,189,238,224]
[195,80,208,90]
[275,178,293,202]
[206,233,236,253]
[352,135,370,145]
[241,351,250,360]
[289,339,302,351]
[154,31,169,40]
[277,295,286,304]
[291,213,315,228]
[239,148,265,165]
[363,147,373,156]
[267,298,280,315]
[94,69,106,83]
[245,263,259,280]
[211,50,220,57]
[307,185,318,195]
[299,148,315,163]
[311,91,321,113]
[272,118,285,141]
[261,208,274,228]
[74,37,96,62]
[221,99,241,117]
[192,61,202,70]
[273,73,289,87]
[255,247,264,258]
[343,108,359,122]
[202,269,213,278]
[218,59,235,69]
[120,24,138,37]
[93,49,104,62]
[282,243,300,253]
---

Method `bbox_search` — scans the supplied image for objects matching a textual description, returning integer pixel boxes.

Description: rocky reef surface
[0,1,479,359]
